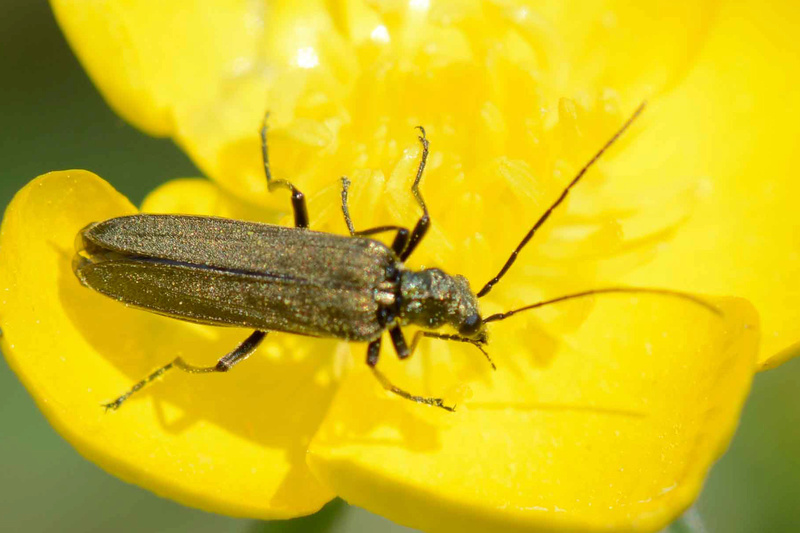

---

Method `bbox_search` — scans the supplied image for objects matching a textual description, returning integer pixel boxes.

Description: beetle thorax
[398,268,485,340]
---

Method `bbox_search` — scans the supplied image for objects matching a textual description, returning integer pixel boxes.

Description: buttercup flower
[1,1,796,531]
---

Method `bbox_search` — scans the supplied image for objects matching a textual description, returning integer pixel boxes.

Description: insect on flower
[72,101,716,411]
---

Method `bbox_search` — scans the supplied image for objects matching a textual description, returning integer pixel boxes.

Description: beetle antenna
[482,287,721,324]
[477,101,647,298]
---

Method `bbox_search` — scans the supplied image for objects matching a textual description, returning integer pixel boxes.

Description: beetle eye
[459,313,482,337]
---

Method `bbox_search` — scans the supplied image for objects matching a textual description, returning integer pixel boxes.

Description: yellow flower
[2,0,796,530]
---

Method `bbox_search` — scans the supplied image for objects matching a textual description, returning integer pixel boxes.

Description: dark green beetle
[75,103,707,411]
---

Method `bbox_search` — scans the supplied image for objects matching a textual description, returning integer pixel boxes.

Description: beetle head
[399,268,486,342]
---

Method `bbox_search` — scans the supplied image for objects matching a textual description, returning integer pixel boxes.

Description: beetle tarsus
[102,331,266,412]
[102,399,123,412]
[261,112,310,228]
[340,177,412,255]
[340,177,357,236]
[371,367,456,412]
[102,360,175,411]
[409,330,495,370]
[399,128,432,261]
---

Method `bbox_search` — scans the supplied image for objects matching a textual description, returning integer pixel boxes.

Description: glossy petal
[308,295,758,532]
[612,1,800,368]
[49,0,264,137]
[0,171,335,518]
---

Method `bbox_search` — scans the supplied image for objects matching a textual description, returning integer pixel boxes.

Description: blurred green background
[1,2,798,532]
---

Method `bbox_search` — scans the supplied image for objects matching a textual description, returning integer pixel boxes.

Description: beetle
[73,101,715,411]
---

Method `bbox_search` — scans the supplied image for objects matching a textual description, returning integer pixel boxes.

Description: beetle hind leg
[102,360,174,411]
[103,330,267,411]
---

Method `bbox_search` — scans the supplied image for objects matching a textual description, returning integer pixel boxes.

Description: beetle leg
[398,127,431,261]
[355,224,409,257]
[103,330,267,411]
[366,335,454,411]
[261,113,309,228]
[340,177,410,255]
[366,337,382,366]
[339,176,357,236]
[389,326,410,359]
[370,367,455,412]
[409,331,495,370]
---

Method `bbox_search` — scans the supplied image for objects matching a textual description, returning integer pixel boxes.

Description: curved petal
[0,172,335,518]
[308,295,758,532]
[49,0,265,136]
[609,0,800,368]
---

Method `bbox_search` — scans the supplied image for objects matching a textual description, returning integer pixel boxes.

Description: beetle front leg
[409,330,495,370]
[261,113,309,228]
[103,330,267,411]
[369,366,455,412]
[366,328,455,412]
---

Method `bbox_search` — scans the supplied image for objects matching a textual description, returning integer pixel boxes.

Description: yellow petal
[41,1,787,527]
[0,171,335,518]
[607,1,800,369]
[308,295,758,532]
[49,0,265,136]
